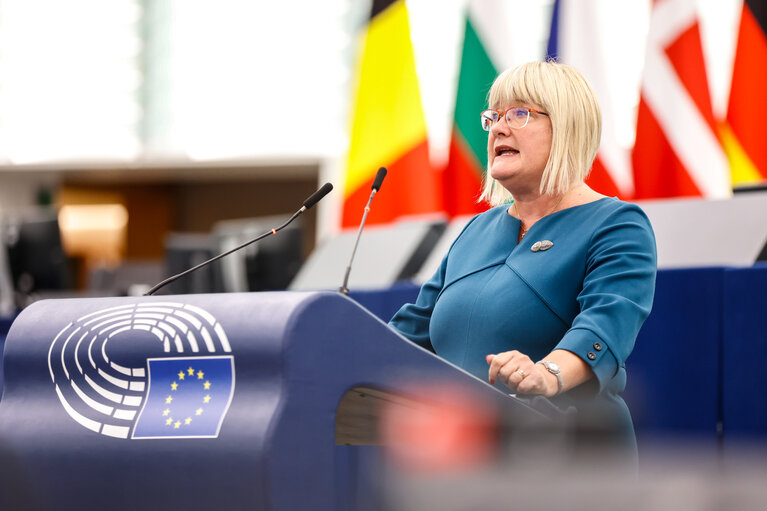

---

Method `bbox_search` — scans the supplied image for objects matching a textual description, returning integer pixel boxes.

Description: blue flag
[132,356,235,439]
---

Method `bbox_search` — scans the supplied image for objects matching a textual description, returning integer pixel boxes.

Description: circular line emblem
[47,301,235,439]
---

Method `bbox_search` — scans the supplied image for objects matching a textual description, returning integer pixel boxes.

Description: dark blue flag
[132,356,234,439]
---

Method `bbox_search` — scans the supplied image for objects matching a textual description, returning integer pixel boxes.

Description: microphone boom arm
[144,210,303,296]
[339,190,376,295]
[144,182,333,296]
[339,166,387,295]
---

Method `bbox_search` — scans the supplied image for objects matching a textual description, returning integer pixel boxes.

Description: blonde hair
[480,61,602,206]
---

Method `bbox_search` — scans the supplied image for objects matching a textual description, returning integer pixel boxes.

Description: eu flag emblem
[132,356,235,439]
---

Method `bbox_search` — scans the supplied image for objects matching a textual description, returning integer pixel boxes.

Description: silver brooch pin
[531,240,554,252]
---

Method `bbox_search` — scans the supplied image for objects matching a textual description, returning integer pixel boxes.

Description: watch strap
[537,361,564,395]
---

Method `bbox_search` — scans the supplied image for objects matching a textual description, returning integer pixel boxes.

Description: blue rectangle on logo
[132,356,235,439]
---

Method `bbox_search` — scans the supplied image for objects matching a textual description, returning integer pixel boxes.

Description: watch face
[547,362,561,373]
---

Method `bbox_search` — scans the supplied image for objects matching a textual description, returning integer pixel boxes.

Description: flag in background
[632,0,730,199]
[722,0,767,187]
[442,0,503,217]
[547,0,634,199]
[341,0,441,228]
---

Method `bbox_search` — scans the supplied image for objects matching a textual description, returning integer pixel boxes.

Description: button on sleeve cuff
[557,327,620,394]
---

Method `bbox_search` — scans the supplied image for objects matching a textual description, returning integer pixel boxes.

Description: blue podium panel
[722,265,767,443]
[0,292,549,510]
[348,282,420,323]
[625,268,723,441]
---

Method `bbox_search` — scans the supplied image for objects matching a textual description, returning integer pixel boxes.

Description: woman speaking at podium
[389,61,657,458]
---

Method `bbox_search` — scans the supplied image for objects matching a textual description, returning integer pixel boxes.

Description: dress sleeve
[387,255,447,352]
[555,204,657,394]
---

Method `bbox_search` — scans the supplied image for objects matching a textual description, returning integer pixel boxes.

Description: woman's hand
[486,351,556,397]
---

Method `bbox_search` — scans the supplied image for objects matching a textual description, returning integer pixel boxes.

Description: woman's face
[487,102,553,197]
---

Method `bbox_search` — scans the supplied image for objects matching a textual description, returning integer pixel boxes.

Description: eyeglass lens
[480,108,530,131]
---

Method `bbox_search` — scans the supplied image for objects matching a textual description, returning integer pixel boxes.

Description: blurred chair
[290,216,446,291]
[160,233,225,295]
[0,221,14,317]
[213,215,303,292]
[88,260,165,297]
[638,191,767,268]
[1,209,73,307]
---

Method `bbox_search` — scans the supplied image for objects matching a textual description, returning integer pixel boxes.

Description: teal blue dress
[389,198,657,454]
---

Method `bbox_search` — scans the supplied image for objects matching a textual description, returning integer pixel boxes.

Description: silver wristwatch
[537,361,564,395]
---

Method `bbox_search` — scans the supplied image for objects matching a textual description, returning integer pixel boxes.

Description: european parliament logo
[47,302,235,440]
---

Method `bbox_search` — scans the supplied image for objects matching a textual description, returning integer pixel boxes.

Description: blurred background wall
[0,0,372,297]
[0,0,755,302]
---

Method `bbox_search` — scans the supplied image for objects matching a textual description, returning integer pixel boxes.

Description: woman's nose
[490,115,511,136]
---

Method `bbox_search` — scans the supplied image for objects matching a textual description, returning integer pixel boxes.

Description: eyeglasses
[480,107,549,131]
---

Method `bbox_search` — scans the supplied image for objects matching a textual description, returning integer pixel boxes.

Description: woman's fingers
[487,352,561,397]
[486,351,516,384]
[486,351,538,390]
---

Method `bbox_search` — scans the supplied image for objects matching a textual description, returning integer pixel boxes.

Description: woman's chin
[489,166,517,183]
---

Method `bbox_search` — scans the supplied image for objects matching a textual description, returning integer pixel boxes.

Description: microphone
[339,167,387,295]
[303,182,333,210]
[372,166,387,192]
[144,182,333,296]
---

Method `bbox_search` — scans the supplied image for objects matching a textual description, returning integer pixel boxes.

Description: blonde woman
[390,61,657,458]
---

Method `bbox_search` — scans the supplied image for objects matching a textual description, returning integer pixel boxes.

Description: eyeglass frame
[480,107,550,131]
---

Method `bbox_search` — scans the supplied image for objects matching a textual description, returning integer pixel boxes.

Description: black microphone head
[303,182,333,210]
[372,167,387,191]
